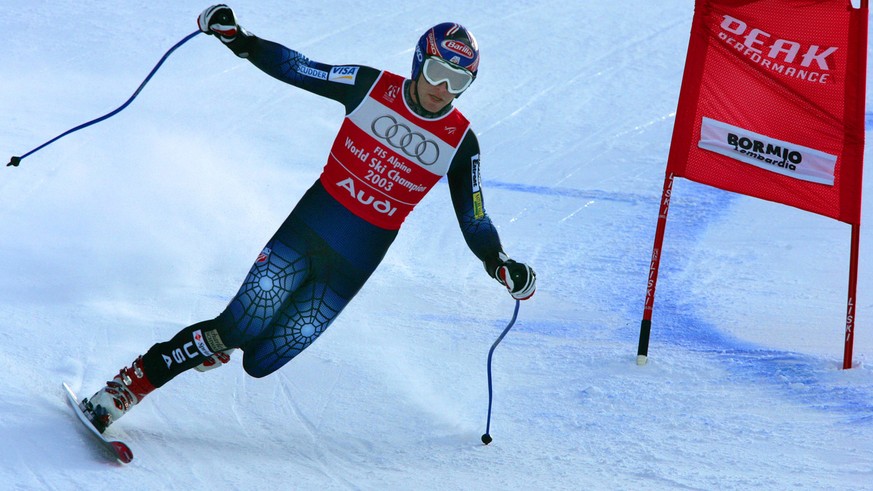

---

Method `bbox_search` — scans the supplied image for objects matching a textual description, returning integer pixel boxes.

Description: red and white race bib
[320,72,470,230]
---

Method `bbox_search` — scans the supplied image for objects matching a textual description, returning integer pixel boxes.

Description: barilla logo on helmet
[442,40,474,59]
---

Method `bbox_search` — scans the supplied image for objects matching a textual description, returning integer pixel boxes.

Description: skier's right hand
[487,252,536,301]
[497,259,537,300]
[198,4,239,42]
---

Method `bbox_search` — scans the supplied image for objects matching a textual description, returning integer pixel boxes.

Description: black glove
[197,4,239,42]
[488,253,536,300]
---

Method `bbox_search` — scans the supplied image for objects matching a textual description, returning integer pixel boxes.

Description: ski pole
[481,299,520,445]
[7,30,203,168]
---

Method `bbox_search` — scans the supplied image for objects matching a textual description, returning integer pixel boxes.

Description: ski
[62,382,134,464]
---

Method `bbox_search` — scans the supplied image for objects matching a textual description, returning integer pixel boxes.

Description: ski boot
[194,348,235,372]
[81,356,155,433]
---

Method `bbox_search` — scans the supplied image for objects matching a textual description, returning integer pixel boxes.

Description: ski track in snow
[274,371,359,488]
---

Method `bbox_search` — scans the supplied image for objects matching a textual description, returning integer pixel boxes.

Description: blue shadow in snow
[484,180,649,204]
[654,299,873,424]
[432,173,873,422]
[643,181,873,423]
[433,178,655,205]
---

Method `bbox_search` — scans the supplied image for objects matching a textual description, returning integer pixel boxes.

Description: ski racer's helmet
[411,23,479,94]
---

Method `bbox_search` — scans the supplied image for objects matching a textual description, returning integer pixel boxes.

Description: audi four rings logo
[371,115,440,166]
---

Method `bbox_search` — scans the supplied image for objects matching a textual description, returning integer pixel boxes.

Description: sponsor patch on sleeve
[473,192,485,219]
[297,65,328,80]
[329,66,359,85]
[471,154,485,219]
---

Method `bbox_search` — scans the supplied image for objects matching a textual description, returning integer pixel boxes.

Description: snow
[2,0,873,489]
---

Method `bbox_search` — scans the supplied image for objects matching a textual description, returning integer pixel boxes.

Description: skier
[81,4,537,433]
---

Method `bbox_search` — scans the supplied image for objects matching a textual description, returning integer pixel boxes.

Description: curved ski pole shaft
[8,30,203,167]
[482,299,521,445]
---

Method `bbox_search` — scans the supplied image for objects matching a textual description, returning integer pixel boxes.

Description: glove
[198,4,239,42]
[493,255,536,300]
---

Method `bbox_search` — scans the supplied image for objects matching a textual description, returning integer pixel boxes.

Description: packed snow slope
[2,1,873,490]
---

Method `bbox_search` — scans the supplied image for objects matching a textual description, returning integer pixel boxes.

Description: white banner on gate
[698,117,837,186]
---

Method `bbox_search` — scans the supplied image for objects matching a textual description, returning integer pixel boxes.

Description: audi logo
[371,115,440,166]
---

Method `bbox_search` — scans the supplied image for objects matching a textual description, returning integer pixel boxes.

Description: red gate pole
[843,223,861,369]
[637,172,675,365]
[844,0,867,369]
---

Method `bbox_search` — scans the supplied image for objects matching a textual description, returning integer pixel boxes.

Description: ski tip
[62,382,77,399]
[63,380,135,464]
[110,441,134,464]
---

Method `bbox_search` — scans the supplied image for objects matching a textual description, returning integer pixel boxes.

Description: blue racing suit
[139,32,505,384]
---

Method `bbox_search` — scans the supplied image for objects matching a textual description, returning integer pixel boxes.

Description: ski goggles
[421,57,474,94]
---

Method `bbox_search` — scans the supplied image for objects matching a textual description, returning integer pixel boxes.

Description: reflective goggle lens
[421,57,473,94]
